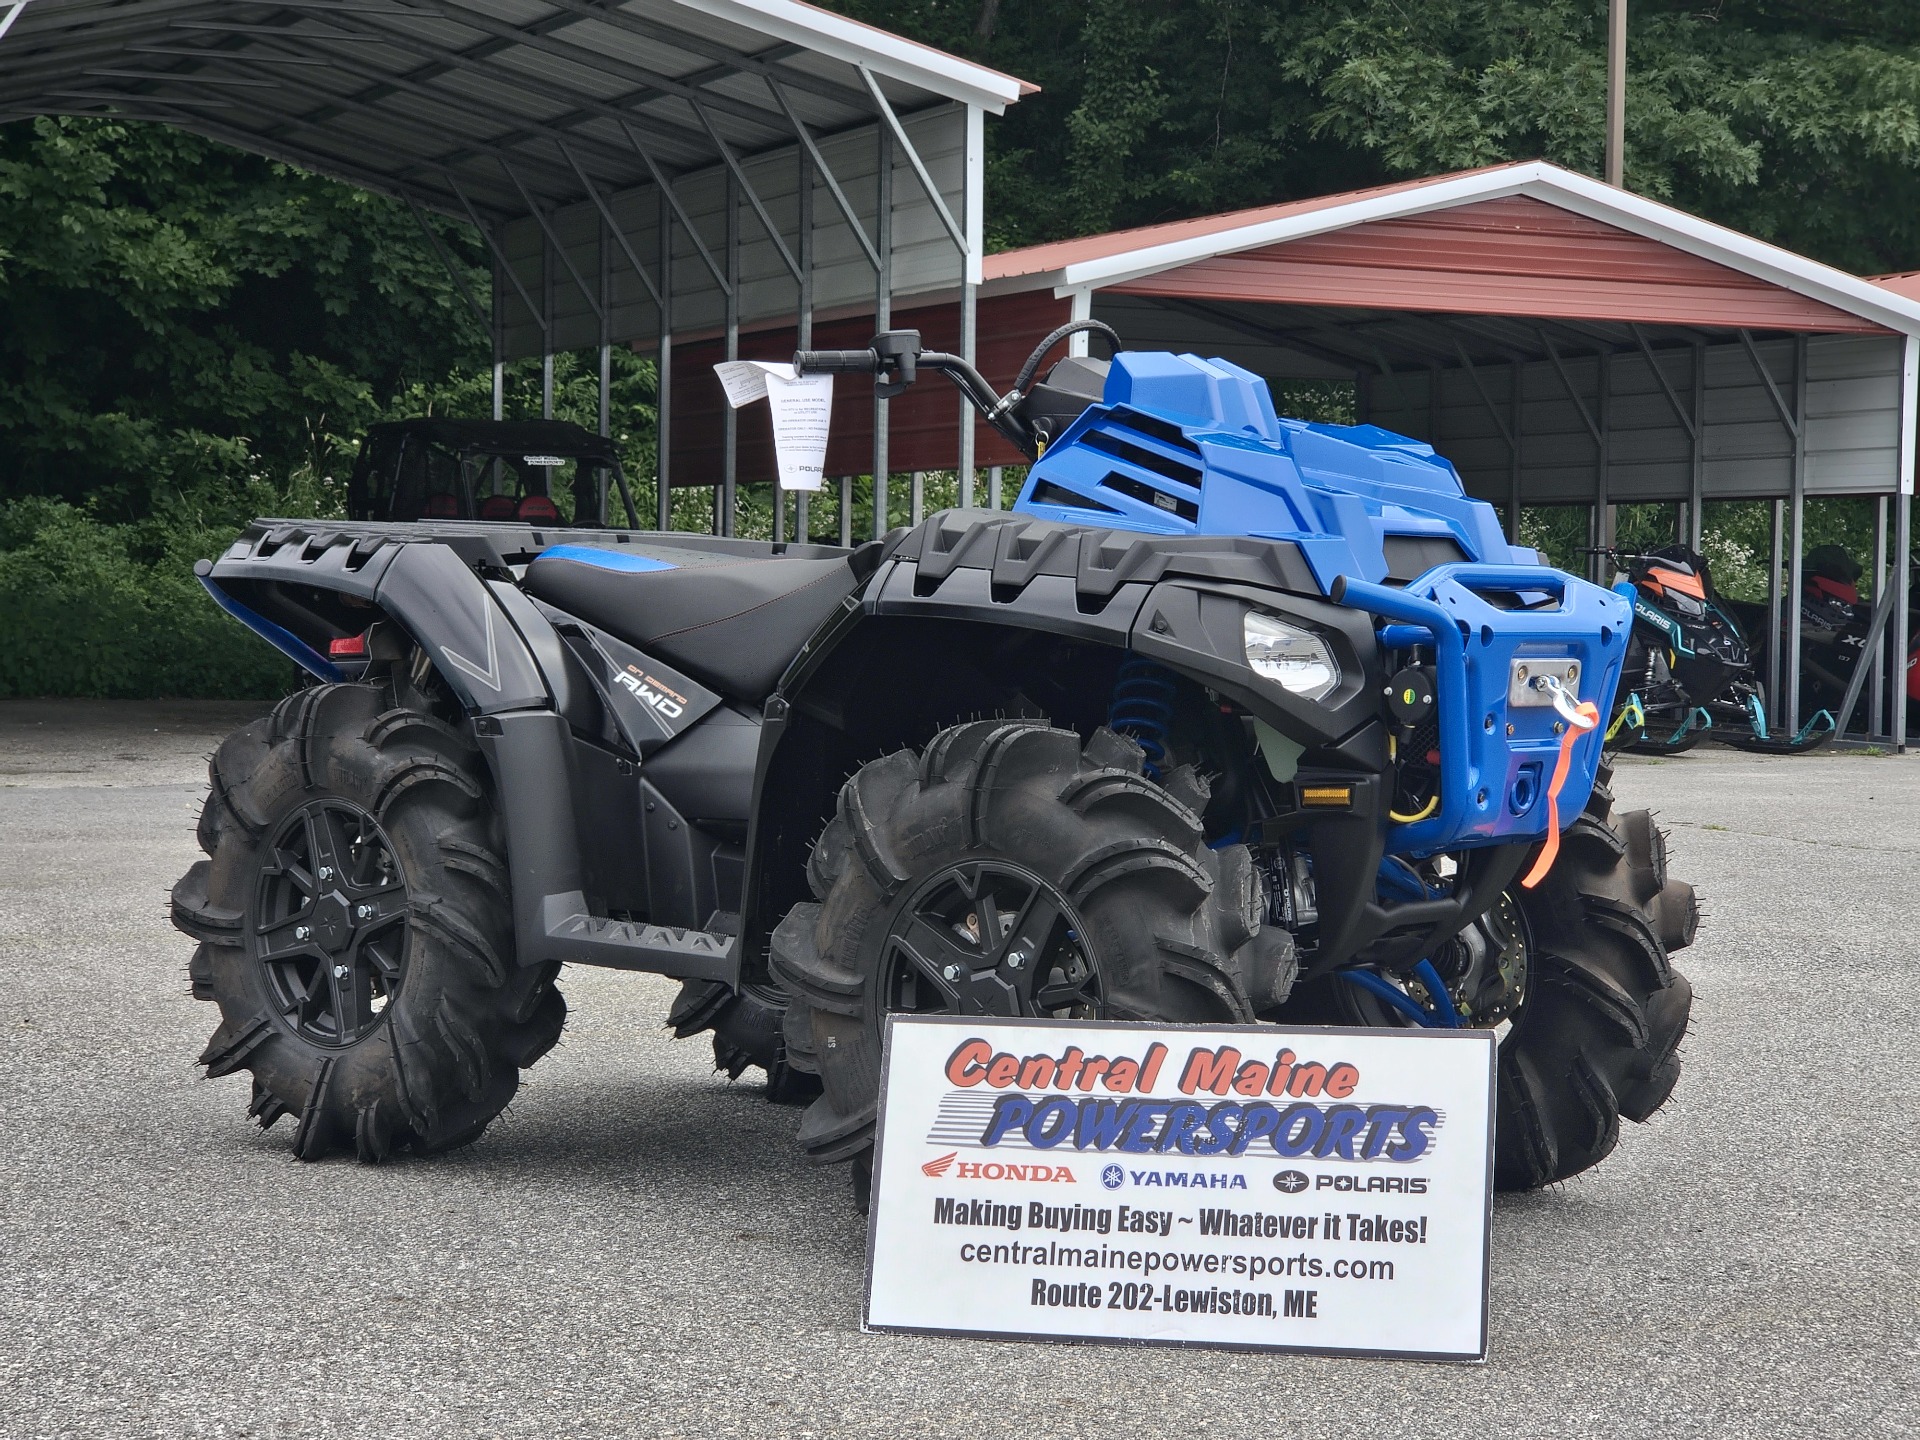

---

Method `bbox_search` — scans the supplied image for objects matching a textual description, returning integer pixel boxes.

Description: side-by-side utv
[174,324,1696,1198]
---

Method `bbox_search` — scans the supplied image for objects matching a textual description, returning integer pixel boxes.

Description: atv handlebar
[795,330,1038,457]
[792,349,882,374]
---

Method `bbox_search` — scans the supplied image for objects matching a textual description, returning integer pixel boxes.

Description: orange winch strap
[1520,699,1601,889]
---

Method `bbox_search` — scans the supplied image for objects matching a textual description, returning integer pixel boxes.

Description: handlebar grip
[793,349,878,375]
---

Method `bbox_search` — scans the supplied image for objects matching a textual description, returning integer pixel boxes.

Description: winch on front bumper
[1334,563,1631,859]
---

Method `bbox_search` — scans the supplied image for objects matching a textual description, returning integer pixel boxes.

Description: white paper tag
[863,1016,1495,1362]
[712,360,831,492]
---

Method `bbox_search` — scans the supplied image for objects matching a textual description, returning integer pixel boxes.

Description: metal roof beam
[230,12,722,164]
[767,78,879,271]
[1539,330,1603,444]
[559,141,662,306]
[621,121,730,295]
[690,99,800,281]
[395,0,799,138]
[138,38,651,194]
[858,64,964,256]
[447,172,547,335]
[405,192,488,326]
[528,0,871,113]
[1739,327,1800,438]
[500,156,603,322]
[1630,323,1697,440]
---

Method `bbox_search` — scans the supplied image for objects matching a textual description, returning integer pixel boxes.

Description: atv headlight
[1243,611,1340,702]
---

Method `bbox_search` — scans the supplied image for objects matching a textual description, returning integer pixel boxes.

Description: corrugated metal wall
[1366,334,1904,504]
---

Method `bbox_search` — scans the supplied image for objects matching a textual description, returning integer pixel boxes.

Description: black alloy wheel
[881,860,1102,1020]
[254,799,409,1047]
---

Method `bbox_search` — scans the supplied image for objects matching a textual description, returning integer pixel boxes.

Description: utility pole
[1606,0,1626,187]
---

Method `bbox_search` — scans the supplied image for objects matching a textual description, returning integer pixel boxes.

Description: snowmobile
[1602,544,1832,755]
[172,323,1696,1199]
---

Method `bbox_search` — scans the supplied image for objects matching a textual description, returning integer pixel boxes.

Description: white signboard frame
[863,1015,1495,1363]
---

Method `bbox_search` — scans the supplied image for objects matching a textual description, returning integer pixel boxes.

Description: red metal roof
[983,166,1520,284]
[989,183,1892,335]
[1870,270,1920,302]
[1106,197,1891,333]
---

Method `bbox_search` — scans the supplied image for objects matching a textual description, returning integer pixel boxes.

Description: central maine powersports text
[863,1017,1496,1360]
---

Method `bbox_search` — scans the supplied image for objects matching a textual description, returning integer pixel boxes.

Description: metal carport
[958,162,1919,749]
[0,0,1030,536]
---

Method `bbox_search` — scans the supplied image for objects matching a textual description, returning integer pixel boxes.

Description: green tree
[0,116,489,518]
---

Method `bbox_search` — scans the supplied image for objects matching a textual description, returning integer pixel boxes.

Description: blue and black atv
[172,323,1696,1197]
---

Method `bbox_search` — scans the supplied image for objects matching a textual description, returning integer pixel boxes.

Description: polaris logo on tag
[1273,1170,1309,1194]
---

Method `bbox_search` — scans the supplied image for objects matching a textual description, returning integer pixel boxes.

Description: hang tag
[713,360,832,492]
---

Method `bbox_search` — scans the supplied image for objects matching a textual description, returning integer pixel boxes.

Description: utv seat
[524,545,856,701]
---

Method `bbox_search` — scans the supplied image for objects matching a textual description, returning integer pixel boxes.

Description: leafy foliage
[831,0,1920,272]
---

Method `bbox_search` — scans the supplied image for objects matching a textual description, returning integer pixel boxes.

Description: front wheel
[171,684,566,1161]
[770,720,1297,1173]
[1290,765,1697,1189]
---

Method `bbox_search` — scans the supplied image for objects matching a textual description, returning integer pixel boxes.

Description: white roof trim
[668,0,1029,113]
[1045,161,1920,336]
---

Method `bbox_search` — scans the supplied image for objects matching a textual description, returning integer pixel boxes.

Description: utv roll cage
[348,418,640,529]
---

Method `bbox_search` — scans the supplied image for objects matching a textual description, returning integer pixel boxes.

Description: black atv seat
[523,543,855,701]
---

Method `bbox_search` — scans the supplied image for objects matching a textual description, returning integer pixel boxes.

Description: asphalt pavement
[1,698,1916,1439]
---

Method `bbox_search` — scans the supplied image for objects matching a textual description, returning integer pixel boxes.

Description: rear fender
[203,537,549,713]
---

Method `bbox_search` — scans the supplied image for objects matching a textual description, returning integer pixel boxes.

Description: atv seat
[524,545,855,701]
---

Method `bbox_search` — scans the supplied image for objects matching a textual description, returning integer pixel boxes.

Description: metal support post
[1872,496,1889,735]
[541,231,554,421]
[1606,0,1627,187]
[1895,491,1912,751]
[1508,362,1522,545]
[656,186,673,531]
[838,477,852,547]
[989,465,1003,510]
[491,257,504,422]
[1786,336,1808,725]
[1690,342,1706,548]
[597,216,611,440]
[1596,348,1613,582]
[959,281,977,507]
[792,146,817,546]
[721,171,739,538]
[910,471,924,524]
[1767,498,1785,709]
[872,125,892,540]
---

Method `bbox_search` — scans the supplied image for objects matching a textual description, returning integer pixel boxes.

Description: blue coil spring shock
[1108,655,1178,778]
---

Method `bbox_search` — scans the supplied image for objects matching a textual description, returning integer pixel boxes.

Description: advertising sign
[864,1016,1495,1362]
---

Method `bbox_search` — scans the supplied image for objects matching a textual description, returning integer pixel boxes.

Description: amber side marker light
[1300,785,1353,808]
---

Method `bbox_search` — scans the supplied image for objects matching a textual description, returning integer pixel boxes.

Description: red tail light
[328,631,369,658]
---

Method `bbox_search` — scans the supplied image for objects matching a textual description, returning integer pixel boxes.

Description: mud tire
[770,720,1296,1171]
[667,978,821,1104]
[1493,768,1696,1188]
[172,684,564,1161]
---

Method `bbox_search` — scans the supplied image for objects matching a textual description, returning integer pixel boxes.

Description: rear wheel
[770,720,1296,1181]
[1289,764,1696,1189]
[171,684,565,1161]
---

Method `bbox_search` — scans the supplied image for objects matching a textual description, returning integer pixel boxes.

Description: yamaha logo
[1272,1170,1309,1194]
[1101,1164,1125,1191]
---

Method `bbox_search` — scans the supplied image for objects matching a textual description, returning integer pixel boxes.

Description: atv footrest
[537,891,736,980]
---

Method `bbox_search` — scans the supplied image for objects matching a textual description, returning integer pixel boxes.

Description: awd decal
[615,665,687,719]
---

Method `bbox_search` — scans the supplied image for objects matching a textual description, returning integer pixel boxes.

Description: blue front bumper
[1334,563,1630,857]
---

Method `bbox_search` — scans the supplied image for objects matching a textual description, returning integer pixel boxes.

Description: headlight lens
[1243,611,1340,701]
